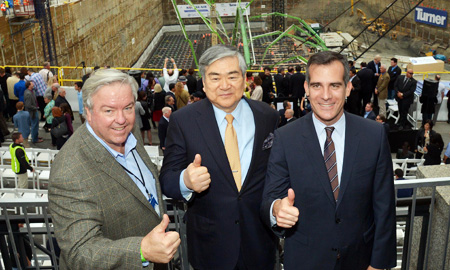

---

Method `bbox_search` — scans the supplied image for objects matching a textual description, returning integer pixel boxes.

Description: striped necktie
[324,127,339,201]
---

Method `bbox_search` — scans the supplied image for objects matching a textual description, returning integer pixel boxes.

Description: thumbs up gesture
[272,188,300,228]
[141,214,181,263]
[183,154,211,193]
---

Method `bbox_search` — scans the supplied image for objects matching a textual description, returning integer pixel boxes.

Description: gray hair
[162,106,172,115]
[380,64,387,69]
[44,93,53,100]
[82,69,138,116]
[306,51,350,86]
[165,95,173,103]
[52,83,60,89]
[199,44,247,79]
[58,88,66,95]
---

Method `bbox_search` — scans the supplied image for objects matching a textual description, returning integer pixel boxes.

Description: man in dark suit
[260,66,274,104]
[49,69,180,269]
[284,108,297,124]
[346,68,360,115]
[158,107,171,151]
[186,68,197,94]
[394,69,417,130]
[388,57,402,99]
[274,67,288,97]
[367,55,382,112]
[290,65,306,110]
[357,62,374,115]
[363,102,377,120]
[278,100,291,127]
[160,45,278,270]
[262,51,396,270]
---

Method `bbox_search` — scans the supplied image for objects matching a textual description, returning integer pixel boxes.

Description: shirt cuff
[179,169,193,201]
[270,199,281,227]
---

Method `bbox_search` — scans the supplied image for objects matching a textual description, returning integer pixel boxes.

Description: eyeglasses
[407,72,414,75]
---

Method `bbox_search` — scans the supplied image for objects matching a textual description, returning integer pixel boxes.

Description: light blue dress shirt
[179,99,255,199]
[77,90,83,115]
[270,113,346,225]
[86,122,160,216]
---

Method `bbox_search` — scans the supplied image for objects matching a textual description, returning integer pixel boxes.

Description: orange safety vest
[0,3,5,11]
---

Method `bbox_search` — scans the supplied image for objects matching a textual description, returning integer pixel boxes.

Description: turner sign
[415,7,447,28]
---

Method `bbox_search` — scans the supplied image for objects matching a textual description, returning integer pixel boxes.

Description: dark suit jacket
[166,91,178,111]
[365,110,376,120]
[388,65,402,90]
[394,75,417,105]
[290,72,306,98]
[186,74,197,94]
[262,112,396,270]
[367,60,381,86]
[357,68,374,95]
[158,116,169,149]
[49,124,165,270]
[160,98,278,270]
[346,75,361,114]
[274,73,288,96]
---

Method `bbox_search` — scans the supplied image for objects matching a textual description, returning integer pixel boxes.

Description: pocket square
[262,132,274,150]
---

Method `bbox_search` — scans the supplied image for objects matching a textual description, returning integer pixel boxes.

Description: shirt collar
[86,122,136,158]
[163,116,170,122]
[212,98,245,126]
[312,112,346,138]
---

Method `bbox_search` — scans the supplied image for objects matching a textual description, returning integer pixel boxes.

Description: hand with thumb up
[183,154,211,193]
[272,188,299,228]
[141,214,181,263]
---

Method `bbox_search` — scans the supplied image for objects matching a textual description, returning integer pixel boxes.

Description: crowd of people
[2,44,449,269]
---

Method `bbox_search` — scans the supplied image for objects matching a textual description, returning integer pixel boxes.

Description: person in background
[251,76,263,101]
[433,74,447,124]
[284,108,297,124]
[152,84,165,125]
[43,93,55,132]
[186,68,197,95]
[138,91,152,145]
[415,119,436,159]
[363,102,376,120]
[74,82,85,124]
[387,58,401,100]
[395,169,413,198]
[13,102,30,148]
[174,81,189,109]
[261,66,275,104]
[376,114,390,134]
[158,107,171,151]
[375,65,389,117]
[39,62,53,83]
[163,58,179,92]
[24,81,43,144]
[7,71,19,117]
[396,141,415,159]
[10,132,34,189]
[14,72,26,102]
[423,133,444,166]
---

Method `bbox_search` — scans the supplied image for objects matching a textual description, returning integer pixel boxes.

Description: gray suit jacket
[49,124,165,270]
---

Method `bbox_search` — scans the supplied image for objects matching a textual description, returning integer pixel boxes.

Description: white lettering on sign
[416,8,447,26]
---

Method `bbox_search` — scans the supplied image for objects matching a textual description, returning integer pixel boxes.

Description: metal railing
[2,176,450,269]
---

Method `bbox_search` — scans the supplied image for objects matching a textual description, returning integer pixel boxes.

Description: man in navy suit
[367,55,382,112]
[160,45,278,270]
[394,69,417,130]
[262,51,396,270]
[158,107,171,150]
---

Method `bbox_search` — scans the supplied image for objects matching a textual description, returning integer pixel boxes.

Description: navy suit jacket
[394,75,417,105]
[158,117,169,149]
[262,112,396,270]
[160,97,279,270]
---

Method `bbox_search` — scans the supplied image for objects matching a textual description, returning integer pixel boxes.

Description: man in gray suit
[49,69,180,270]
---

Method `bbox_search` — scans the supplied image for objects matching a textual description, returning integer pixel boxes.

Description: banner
[177,2,250,18]
[415,7,447,28]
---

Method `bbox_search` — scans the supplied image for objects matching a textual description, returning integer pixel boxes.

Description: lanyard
[120,150,150,197]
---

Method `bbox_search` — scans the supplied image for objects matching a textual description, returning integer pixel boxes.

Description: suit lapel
[301,114,336,206]
[81,126,160,219]
[336,113,360,209]
[240,98,264,192]
[194,99,237,191]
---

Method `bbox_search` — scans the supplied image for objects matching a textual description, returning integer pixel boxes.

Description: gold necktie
[225,114,242,191]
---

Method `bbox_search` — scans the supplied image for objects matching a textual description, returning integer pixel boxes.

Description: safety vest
[10,143,29,173]
[0,4,5,12]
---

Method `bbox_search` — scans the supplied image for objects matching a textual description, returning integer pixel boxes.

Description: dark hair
[253,76,262,86]
[145,72,154,81]
[188,68,195,75]
[423,119,433,130]
[74,81,83,88]
[277,67,285,74]
[360,62,367,67]
[138,90,147,101]
[306,51,349,85]
[394,169,404,178]
[288,66,294,73]
[283,100,290,109]
[94,66,100,71]
[264,66,271,72]
[295,65,302,72]
[246,72,253,78]
[180,69,187,76]
[169,83,176,91]
[4,67,11,74]
[60,103,72,115]
[366,102,373,109]
[348,60,354,66]
[377,115,386,122]
[20,67,28,75]
[19,73,25,80]
[391,58,398,63]
[12,132,22,143]
[25,81,33,89]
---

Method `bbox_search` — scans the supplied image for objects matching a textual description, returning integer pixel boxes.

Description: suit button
[235,220,239,224]
[335,218,341,224]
